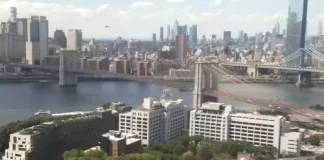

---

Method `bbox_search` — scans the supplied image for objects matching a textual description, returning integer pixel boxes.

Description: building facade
[119,90,186,146]
[175,35,189,60]
[189,102,302,156]
[25,16,48,65]
[67,29,82,51]
[285,0,307,55]
[2,109,117,160]
[0,33,25,61]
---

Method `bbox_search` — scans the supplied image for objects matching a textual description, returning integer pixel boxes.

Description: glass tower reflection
[286,0,308,55]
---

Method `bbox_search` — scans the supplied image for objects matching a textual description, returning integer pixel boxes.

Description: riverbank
[0,75,131,83]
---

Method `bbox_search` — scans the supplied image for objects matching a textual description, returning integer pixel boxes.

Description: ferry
[34,110,52,116]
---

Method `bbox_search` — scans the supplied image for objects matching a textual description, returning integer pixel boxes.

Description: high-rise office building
[286,0,308,55]
[175,34,189,60]
[53,30,67,48]
[318,20,322,38]
[67,29,82,51]
[189,25,198,45]
[167,25,171,42]
[26,16,48,65]
[275,19,280,35]
[223,31,231,41]
[160,27,164,42]
[16,18,28,41]
[173,20,179,38]
[152,33,156,43]
[182,25,188,35]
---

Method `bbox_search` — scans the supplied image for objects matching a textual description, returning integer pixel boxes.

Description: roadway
[222,62,324,73]
[204,90,324,121]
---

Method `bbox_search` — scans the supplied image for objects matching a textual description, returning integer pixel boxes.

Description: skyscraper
[53,29,67,48]
[26,16,48,65]
[189,24,197,45]
[318,20,322,38]
[152,33,156,43]
[175,34,189,60]
[167,25,171,42]
[223,31,231,41]
[67,29,82,51]
[160,27,164,42]
[173,20,179,38]
[286,0,308,55]
[275,19,280,34]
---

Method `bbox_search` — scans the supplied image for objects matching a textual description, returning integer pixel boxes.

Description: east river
[0,81,324,126]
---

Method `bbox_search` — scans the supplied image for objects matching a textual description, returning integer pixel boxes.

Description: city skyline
[1,0,324,39]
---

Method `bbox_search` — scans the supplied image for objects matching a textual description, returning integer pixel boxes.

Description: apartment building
[280,132,302,155]
[119,89,186,146]
[2,109,117,160]
[189,102,232,141]
[189,102,302,156]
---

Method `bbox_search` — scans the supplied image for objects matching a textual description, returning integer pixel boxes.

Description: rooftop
[196,102,233,115]
[102,130,140,145]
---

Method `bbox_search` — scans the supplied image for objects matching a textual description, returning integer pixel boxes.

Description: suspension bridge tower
[59,50,79,87]
[193,59,219,108]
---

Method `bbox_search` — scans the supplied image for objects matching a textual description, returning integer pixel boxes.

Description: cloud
[166,0,186,4]
[210,0,223,6]
[131,1,154,7]
[189,11,222,22]
[97,4,111,12]
[116,10,128,16]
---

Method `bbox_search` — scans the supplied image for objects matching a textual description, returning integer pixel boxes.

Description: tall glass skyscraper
[189,24,197,45]
[286,0,308,55]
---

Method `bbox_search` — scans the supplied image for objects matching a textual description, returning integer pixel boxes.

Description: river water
[0,81,324,126]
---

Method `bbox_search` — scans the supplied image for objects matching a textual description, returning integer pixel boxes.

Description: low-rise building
[280,132,302,156]
[100,130,141,157]
[2,109,117,160]
[189,102,302,156]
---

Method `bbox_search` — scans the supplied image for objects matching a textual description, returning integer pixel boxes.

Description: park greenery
[63,136,277,160]
[0,114,87,153]
[309,104,324,110]
[305,135,321,146]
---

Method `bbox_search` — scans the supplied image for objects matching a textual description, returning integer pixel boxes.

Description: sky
[0,0,324,39]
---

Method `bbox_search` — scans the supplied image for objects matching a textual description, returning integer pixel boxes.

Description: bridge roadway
[222,62,324,73]
[9,63,324,121]
[204,90,324,120]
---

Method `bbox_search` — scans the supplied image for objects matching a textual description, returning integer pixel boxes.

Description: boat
[34,110,52,116]
[38,80,54,83]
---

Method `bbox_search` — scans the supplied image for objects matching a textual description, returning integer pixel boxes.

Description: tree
[306,135,321,146]
[173,144,186,155]
[211,153,232,160]
[180,151,196,160]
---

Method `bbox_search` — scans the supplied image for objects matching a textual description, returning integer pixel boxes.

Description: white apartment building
[189,102,301,156]
[119,90,186,146]
[25,16,48,65]
[189,102,232,141]
[2,122,54,160]
[67,29,82,51]
[280,132,302,156]
[230,113,288,149]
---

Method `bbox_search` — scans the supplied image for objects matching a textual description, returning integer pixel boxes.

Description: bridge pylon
[59,50,79,87]
[193,60,219,109]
